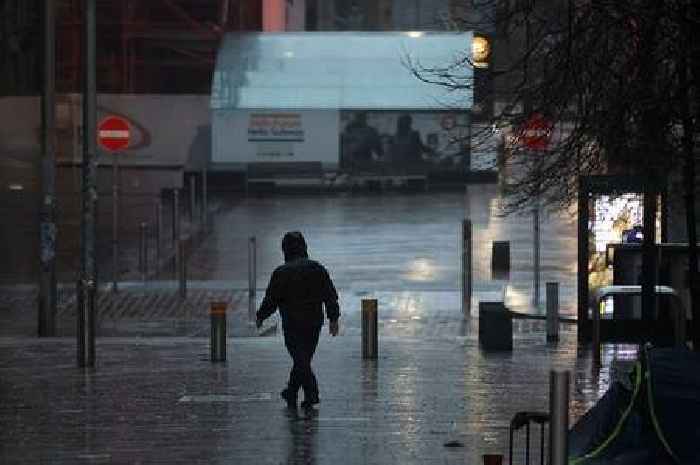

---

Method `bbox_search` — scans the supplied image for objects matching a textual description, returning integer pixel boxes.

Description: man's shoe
[280,389,297,408]
[300,396,319,410]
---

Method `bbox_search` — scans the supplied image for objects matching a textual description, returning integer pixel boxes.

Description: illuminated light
[406,31,425,38]
[404,258,437,282]
[283,51,294,58]
[472,36,490,68]
[8,184,24,191]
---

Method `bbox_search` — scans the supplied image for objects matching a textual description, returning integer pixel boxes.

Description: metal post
[201,168,208,229]
[540,422,545,465]
[592,297,601,367]
[533,204,541,307]
[641,188,657,335]
[179,237,187,299]
[189,174,196,226]
[210,302,227,362]
[155,199,162,273]
[174,188,181,275]
[78,0,97,368]
[548,371,570,465]
[675,298,686,348]
[172,188,179,245]
[362,299,378,359]
[111,155,119,292]
[525,423,531,464]
[546,282,559,342]
[39,0,57,337]
[139,222,148,282]
[248,236,257,323]
[462,219,473,316]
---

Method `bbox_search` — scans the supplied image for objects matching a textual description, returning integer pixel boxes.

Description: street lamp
[472,36,490,68]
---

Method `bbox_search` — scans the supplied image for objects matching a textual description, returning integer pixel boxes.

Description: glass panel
[212,32,473,110]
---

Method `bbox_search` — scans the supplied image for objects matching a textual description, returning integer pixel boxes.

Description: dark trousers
[283,324,321,401]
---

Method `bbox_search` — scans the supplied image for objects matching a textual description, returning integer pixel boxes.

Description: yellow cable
[643,347,680,464]
[569,362,642,465]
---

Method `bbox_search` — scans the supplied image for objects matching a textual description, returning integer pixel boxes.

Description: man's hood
[282,231,308,262]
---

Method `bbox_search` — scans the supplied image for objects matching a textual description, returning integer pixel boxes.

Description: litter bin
[479,301,513,350]
[492,241,511,279]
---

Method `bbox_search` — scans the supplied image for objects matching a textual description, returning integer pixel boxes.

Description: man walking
[256,231,340,409]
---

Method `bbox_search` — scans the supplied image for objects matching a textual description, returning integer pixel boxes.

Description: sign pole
[533,194,541,308]
[112,153,119,292]
[520,114,552,310]
[39,0,57,337]
[98,116,131,295]
[78,0,97,368]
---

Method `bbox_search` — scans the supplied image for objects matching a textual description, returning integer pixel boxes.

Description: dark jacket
[257,257,340,331]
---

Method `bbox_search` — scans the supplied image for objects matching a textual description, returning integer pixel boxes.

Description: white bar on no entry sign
[99,130,129,138]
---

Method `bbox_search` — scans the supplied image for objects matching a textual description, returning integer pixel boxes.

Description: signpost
[98,116,131,292]
[39,0,57,337]
[78,0,97,368]
[519,114,553,308]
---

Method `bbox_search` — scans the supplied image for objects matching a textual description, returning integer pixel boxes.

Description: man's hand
[329,319,339,337]
[256,316,263,329]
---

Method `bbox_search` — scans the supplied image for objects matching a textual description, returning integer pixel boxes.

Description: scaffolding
[52,0,262,93]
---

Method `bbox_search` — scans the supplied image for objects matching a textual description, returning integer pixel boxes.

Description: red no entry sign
[519,113,553,151]
[98,116,130,152]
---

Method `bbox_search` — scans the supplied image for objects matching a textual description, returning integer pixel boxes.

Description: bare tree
[410,0,700,348]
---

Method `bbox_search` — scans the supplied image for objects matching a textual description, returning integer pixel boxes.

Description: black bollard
[178,237,187,299]
[248,236,257,323]
[546,282,560,342]
[155,200,162,271]
[462,219,473,316]
[139,222,148,282]
[210,302,227,362]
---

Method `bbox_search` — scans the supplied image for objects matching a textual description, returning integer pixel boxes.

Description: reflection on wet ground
[2,187,580,337]
[0,329,622,465]
[187,188,577,317]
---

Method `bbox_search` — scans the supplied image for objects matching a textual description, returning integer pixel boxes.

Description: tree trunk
[641,184,657,337]
[683,135,698,350]
[680,1,698,350]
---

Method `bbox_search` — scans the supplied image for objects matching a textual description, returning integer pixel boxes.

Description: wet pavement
[0,325,629,465]
[0,188,603,464]
[184,187,578,317]
[3,188,579,340]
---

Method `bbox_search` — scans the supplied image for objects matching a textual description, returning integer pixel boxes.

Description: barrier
[546,282,560,342]
[462,219,472,315]
[549,370,570,465]
[210,302,227,362]
[362,299,378,359]
[139,222,148,282]
[248,236,257,323]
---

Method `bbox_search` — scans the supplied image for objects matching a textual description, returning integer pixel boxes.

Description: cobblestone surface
[0,286,262,338]
[0,327,620,465]
[1,283,573,341]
